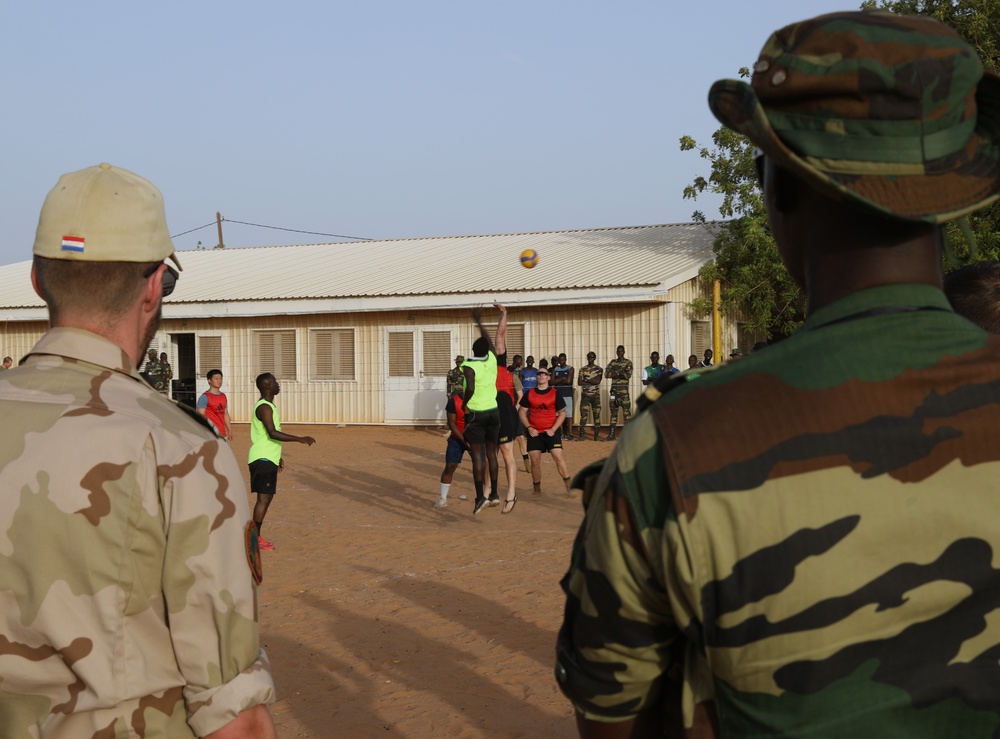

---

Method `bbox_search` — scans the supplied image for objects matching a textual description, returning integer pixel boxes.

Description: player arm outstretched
[494,302,508,356]
[255,404,316,446]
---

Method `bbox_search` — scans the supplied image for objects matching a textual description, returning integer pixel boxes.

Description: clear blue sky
[1,1,854,266]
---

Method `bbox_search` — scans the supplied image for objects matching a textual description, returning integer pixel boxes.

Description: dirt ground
[229,424,613,738]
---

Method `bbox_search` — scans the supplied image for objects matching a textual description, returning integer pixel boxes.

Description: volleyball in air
[520,249,539,269]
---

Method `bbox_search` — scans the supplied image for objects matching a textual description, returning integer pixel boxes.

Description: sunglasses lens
[161,266,178,297]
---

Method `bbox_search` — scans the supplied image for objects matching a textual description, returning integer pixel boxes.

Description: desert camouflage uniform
[577,364,603,428]
[604,356,633,425]
[557,285,1000,736]
[0,327,275,738]
[150,358,172,395]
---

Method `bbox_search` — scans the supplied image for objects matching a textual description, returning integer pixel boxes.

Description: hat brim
[709,74,1000,223]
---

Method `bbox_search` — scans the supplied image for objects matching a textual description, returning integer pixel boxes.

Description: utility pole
[216,212,225,249]
[712,279,722,362]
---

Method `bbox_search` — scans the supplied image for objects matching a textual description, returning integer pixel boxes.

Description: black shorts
[463,407,500,444]
[497,393,520,444]
[249,459,279,495]
[526,430,563,454]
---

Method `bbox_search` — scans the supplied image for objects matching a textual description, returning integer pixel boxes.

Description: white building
[0,222,753,425]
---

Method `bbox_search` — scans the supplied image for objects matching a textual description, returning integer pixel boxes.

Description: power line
[225,219,373,241]
[171,218,373,242]
[171,221,217,238]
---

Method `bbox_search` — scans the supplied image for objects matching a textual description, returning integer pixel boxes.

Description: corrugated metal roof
[0,222,718,316]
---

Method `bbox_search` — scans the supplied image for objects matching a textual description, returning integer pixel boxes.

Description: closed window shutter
[691,321,710,356]
[506,323,525,358]
[388,332,414,377]
[314,332,334,379]
[422,331,451,376]
[337,331,355,380]
[280,332,296,378]
[256,330,296,379]
[312,329,355,380]
[199,336,222,376]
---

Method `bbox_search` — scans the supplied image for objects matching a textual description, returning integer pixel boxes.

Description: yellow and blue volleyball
[520,249,539,269]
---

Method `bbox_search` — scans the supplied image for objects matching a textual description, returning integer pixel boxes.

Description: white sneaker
[433,498,448,509]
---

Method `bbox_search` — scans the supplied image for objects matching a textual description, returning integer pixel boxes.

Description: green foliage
[681,70,803,338]
[683,0,1000,337]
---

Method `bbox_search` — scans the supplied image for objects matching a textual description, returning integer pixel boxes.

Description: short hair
[255,372,274,392]
[33,256,156,324]
[207,369,223,380]
[472,336,489,357]
[944,261,1000,334]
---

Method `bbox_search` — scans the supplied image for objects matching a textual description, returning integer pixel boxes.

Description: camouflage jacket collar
[25,327,143,379]
[803,284,953,333]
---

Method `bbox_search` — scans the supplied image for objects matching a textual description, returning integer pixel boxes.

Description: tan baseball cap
[33,163,182,270]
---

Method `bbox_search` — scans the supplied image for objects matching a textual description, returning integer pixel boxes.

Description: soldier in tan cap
[0,163,276,737]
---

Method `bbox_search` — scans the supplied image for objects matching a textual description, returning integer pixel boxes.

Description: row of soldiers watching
[446,345,741,442]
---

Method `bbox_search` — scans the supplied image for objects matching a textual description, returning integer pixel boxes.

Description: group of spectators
[450,345,771,444]
[139,347,173,395]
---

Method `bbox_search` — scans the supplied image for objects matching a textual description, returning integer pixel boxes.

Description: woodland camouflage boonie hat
[708,10,1000,223]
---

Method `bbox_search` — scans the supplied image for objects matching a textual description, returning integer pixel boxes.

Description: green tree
[683,0,1000,337]
[680,102,804,338]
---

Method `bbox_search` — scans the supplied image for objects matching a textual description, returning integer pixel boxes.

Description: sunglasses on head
[143,263,179,298]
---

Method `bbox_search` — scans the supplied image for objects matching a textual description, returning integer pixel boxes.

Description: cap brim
[708,76,1000,223]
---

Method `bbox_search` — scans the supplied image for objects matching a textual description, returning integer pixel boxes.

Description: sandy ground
[229,424,613,738]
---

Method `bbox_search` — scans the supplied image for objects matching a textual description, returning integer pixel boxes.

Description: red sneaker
[258,535,274,551]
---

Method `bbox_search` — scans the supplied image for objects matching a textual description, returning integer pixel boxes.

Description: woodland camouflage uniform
[604,356,633,425]
[557,11,1000,736]
[577,363,603,430]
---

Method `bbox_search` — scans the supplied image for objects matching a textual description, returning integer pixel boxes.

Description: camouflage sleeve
[159,435,276,735]
[556,412,697,723]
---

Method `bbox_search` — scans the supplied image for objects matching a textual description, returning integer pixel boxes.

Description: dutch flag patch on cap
[61,236,85,253]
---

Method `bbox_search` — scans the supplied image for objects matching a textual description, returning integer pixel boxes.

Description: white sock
[439,483,450,500]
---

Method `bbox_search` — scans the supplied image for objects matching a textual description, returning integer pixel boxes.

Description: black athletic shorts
[526,430,563,453]
[497,393,520,444]
[249,458,279,495]
[463,407,500,444]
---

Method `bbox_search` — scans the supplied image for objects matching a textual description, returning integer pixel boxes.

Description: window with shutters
[691,321,710,356]
[422,331,451,377]
[503,323,525,359]
[388,332,414,377]
[311,329,356,380]
[255,330,297,380]
[736,322,762,356]
[198,336,223,377]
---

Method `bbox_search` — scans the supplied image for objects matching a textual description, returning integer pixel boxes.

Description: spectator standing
[553,353,575,440]
[197,368,233,440]
[576,351,603,441]
[641,351,664,386]
[602,345,633,441]
[446,354,466,398]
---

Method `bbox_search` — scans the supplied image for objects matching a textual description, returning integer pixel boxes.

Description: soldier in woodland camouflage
[602,345,632,441]
[0,163,276,738]
[557,11,1000,738]
[446,354,465,397]
[576,351,603,441]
